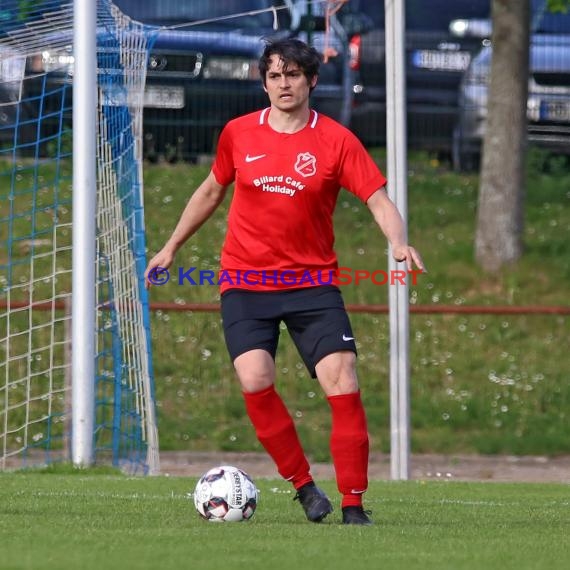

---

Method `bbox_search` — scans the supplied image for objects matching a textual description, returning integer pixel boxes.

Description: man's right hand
[144,247,175,289]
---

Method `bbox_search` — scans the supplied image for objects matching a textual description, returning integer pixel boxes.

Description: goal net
[0,0,159,473]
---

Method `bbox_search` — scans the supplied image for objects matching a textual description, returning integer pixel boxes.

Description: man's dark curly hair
[259,38,322,93]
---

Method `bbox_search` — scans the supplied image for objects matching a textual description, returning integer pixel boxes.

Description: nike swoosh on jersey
[342,334,355,341]
[245,153,266,163]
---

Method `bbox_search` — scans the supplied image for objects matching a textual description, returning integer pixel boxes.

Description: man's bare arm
[366,188,426,272]
[144,171,227,287]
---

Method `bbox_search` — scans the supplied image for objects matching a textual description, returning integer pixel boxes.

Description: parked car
[345,0,491,153]
[12,0,371,161]
[452,0,570,171]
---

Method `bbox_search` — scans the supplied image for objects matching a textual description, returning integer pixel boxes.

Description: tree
[475,0,570,272]
[547,0,570,12]
[475,0,530,272]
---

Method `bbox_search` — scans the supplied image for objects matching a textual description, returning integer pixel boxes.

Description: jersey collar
[259,108,318,129]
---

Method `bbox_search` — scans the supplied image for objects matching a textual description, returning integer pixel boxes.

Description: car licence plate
[144,85,185,109]
[539,100,570,123]
[412,50,471,72]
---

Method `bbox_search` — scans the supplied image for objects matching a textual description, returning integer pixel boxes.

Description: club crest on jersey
[294,152,317,178]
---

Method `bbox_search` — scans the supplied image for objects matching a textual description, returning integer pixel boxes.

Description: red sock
[327,391,369,508]
[243,385,313,489]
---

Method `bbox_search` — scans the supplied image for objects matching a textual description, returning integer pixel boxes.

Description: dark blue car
[4,0,368,161]
[345,0,491,153]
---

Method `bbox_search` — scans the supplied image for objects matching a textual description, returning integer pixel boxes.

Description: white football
[193,465,259,522]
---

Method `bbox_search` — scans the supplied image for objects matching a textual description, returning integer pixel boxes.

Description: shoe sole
[309,507,333,523]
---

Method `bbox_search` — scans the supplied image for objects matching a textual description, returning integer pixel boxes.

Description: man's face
[263,54,318,112]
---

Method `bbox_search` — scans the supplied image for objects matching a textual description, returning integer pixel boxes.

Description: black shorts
[221,285,357,378]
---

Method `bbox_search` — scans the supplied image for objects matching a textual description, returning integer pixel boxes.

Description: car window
[344,0,385,28]
[340,0,490,31]
[113,0,287,30]
[532,0,570,33]
[406,0,490,30]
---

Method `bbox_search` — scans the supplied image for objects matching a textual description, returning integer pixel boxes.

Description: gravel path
[159,451,570,483]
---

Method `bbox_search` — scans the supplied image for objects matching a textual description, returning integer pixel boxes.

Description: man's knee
[234,349,276,392]
[315,351,359,396]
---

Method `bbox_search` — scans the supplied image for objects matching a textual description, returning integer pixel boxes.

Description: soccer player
[145,38,425,525]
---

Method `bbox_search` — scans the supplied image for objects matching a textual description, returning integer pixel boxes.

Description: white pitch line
[13,489,190,501]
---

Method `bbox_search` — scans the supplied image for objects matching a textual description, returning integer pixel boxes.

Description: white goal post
[0,0,159,474]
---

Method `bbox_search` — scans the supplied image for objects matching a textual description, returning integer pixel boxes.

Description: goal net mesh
[0,0,159,474]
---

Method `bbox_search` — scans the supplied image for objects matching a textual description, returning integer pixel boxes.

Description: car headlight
[202,57,260,80]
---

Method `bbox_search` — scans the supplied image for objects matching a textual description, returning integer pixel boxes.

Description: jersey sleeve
[212,121,236,186]
[337,131,387,203]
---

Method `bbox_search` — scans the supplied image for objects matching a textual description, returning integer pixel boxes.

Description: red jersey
[212,108,387,292]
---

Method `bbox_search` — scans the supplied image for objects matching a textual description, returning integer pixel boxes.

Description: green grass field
[2,150,569,458]
[1,469,568,570]
[142,150,570,456]
[2,153,569,570]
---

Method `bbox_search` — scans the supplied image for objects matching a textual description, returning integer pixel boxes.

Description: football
[193,465,259,522]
